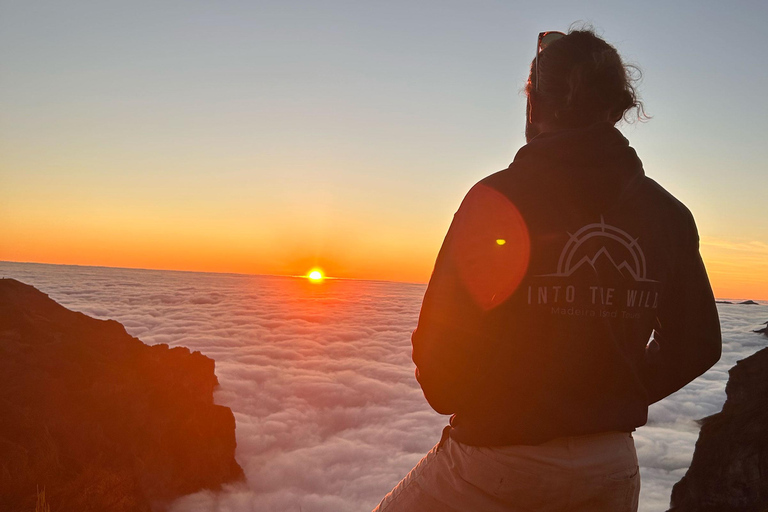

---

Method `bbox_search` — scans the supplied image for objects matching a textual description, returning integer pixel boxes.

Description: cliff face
[669,334,768,512]
[0,279,243,512]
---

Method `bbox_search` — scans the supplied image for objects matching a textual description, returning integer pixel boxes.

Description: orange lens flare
[451,184,531,310]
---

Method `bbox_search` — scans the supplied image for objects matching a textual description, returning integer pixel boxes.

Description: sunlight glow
[308,269,324,282]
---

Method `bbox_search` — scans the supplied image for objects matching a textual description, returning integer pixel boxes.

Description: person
[373,28,722,512]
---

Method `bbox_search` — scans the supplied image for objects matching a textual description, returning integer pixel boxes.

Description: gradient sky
[1,0,767,298]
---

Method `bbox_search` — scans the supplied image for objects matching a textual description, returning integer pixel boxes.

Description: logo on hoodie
[527,216,659,317]
[539,216,656,283]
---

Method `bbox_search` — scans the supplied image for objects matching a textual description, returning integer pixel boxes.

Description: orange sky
[0,213,441,285]
[699,238,768,301]
[2,220,767,300]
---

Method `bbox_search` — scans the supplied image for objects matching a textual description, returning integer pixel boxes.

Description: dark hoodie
[412,123,722,446]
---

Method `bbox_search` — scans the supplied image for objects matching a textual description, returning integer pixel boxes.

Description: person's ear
[527,97,534,123]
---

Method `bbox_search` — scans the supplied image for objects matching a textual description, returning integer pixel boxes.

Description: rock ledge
[669,328,768,512]
[0,278,243,512]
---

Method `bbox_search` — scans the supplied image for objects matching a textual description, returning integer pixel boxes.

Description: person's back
[374,28,721,512]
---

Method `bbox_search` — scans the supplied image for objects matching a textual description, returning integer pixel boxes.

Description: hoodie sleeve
[411,209,483,415]
[411,202,471,414]
[642,210,722,404]
[411,183,531,415]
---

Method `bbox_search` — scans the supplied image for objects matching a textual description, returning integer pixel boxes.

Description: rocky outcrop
[0,279,243,512]
[668,329,768,512]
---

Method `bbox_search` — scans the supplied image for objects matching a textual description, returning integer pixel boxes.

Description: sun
[307,269,324,282]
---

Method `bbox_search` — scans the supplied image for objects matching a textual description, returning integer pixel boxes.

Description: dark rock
[739,300,759,305]
[0,279,243,512]
[716,300,733,304]
[668,344,768,512]
[754,322,767,337]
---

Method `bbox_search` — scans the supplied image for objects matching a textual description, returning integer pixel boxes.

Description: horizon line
[0,259,429,287]
[1,260,766,302]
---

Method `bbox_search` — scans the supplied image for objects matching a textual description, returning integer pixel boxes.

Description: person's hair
[526,27,648,128]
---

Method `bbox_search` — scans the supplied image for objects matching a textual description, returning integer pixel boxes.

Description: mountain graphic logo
[539,217,656,282]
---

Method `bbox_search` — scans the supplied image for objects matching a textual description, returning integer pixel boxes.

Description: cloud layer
[2,261,766,512]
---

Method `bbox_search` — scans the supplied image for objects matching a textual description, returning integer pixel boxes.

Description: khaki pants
[373,429,639,512]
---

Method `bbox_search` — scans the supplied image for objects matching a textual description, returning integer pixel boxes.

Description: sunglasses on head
[535,31,566,91]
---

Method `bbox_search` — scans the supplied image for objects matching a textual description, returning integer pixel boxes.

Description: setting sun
[308,269,324,282]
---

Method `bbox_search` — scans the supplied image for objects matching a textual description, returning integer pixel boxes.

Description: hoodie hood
[505,122,645,216]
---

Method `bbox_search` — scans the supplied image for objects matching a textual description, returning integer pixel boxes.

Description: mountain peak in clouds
[668,340,768,512]
[0,278,243,512]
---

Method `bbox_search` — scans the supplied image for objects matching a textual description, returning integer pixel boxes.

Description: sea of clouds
[1,261,766,512]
